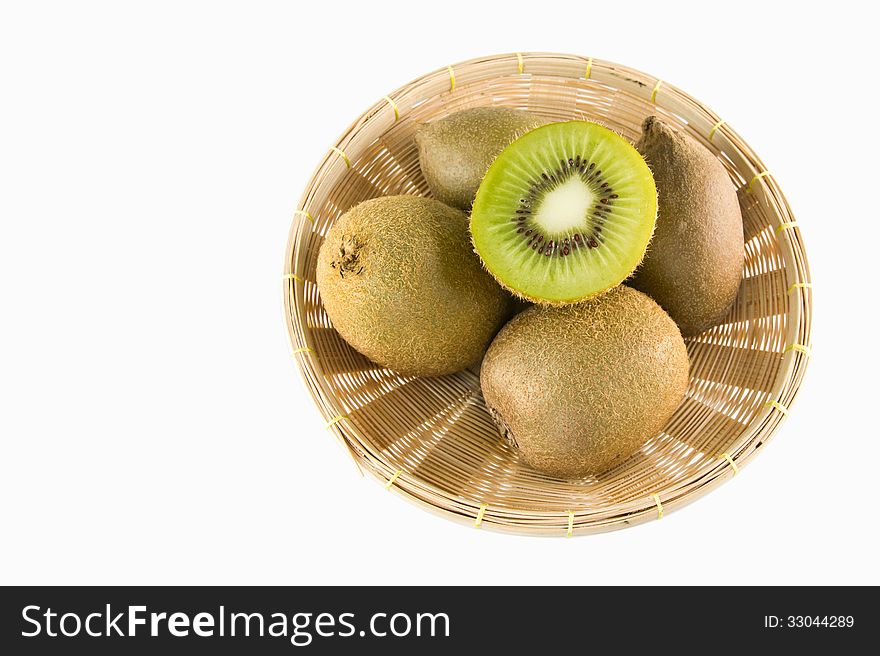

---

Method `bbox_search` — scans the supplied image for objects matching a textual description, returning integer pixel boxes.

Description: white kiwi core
[531,176,594,237]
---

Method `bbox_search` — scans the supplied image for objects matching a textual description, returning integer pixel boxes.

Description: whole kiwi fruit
[481,286,689,478]
[316,195,510,376]
[631,116,744,336]
[415,107,546,210]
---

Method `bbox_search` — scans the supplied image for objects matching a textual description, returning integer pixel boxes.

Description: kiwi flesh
[631,116,744,336]
[470,121,658,304]
[480,286,689,478]
[415,108,546,210]
[316,196,510,376]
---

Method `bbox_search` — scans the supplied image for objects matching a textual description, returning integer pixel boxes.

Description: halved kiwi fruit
[470,121,657,304]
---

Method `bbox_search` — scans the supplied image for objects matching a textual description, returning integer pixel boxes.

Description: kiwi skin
[316,196,511,377]
[415,108,547,210]
[480,286,689,479]
[630,116,744,336]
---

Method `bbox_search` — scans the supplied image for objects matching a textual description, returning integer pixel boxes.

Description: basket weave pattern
[283,53,812,535]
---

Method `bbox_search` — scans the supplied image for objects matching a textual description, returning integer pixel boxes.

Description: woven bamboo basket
[283,53,812,536]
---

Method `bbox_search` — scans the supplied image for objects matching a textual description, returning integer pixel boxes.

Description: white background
[1,0,878,586]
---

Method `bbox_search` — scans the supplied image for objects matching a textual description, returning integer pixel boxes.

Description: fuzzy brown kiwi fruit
[415,108,547,210]
[630,116,744,336]
[316,196,510,376]
[480,286,689,478]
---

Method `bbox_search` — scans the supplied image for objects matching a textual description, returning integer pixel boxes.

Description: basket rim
[282,52,812,536]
